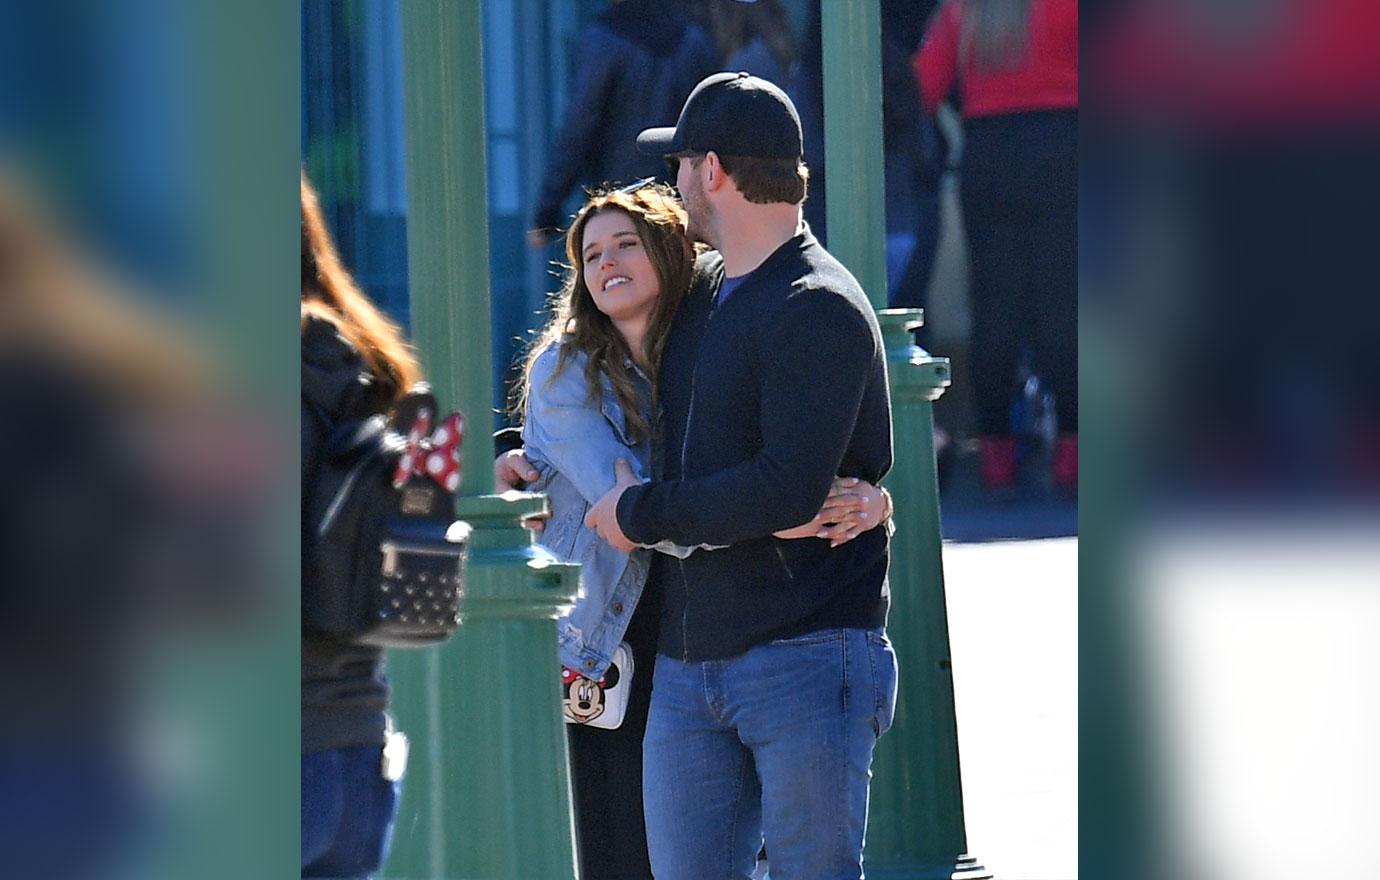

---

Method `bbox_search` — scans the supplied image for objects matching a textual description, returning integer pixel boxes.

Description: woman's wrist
[879,486,896,536]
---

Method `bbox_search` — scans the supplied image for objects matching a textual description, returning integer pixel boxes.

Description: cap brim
[636,126,680,156]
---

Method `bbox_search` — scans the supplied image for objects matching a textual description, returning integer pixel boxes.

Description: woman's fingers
[520,512,549,536]
[774,512,826,539]
[824,511,871,546]
[803,478,885,545]
[811,479,890,547]
[830,523,867,548]
[818,492,866,514]
[817,509,871,538]
[824,476,861,499]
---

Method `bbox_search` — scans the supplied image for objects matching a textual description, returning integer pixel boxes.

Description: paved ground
[942,532,1078,880]
[891,436,1080,880]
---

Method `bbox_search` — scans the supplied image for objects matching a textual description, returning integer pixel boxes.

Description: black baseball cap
[636,71,803,161]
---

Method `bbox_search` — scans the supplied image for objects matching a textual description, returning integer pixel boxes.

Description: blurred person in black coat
[529,0,718,246]
[0,171,260,879]
[793,0,945,310]
[301,170,422,879]
[695,0,797,86]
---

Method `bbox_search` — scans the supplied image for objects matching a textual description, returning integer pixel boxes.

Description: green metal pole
[383,499,581,880]
[385,3,582,878]
[823,2,988,877]
[870,314,990,880]
[821,0,888,309]
[395,3,492,484]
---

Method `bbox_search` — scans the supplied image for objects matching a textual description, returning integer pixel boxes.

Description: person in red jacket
[915,0,1078,491]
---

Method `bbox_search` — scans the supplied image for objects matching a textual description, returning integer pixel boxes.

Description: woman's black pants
[960,109,1078,437]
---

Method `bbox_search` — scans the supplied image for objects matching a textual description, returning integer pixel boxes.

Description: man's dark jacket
[617,229,894,661]
[531,0,718,233]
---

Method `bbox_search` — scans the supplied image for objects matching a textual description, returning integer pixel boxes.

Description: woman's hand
[494,449,538,491]
[773,477,894,547]
[817,478,892,547]
[494,449,549,535]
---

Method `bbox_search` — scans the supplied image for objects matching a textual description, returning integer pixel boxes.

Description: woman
[697,0,797,86]
[515,183,889,879]
[301,170,417,878]
[915,0,1078,491]
[0,172,244,878]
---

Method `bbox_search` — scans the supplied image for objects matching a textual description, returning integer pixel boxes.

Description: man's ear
[703,151,726,193]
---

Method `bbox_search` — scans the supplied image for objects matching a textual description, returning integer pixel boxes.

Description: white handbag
[561,641,633,730]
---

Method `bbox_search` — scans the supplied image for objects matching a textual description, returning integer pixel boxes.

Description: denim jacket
[522,343,662,678]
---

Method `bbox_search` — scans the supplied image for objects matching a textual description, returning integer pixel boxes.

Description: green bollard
[866,310,991,880]
[818,3,988,872]
[386,3,584,877]
[383,493,580,880]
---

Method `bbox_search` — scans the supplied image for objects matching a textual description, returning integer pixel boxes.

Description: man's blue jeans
[643,628,898,880]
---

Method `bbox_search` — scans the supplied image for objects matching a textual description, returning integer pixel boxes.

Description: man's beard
[680,176,715,249]
[686,212,713,248]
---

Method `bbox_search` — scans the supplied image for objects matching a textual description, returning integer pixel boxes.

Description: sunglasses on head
[615,176,658,195]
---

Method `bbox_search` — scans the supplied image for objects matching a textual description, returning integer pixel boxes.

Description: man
[581,72,899,880]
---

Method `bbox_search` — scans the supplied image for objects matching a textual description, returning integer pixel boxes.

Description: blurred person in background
[794,0,952,471]
[0,170,258,878]
[915,0,1078,491]
[878,0,947,314]
[1094,0,1380,493]
[695,0,797,87]
[528,0,718,247]
[301,170,418,878]
[794,0,945,307]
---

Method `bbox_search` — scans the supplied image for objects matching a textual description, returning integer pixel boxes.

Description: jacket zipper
[676,291,720,663]
[676,557,689,662]
[774,544,795,579]
[678,344,699,663]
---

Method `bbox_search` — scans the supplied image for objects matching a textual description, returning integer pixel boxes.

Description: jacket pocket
[599,394,636,449]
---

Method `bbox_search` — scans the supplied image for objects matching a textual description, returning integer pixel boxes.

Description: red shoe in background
[980,436,1018,489]
[1053,433,1078,492]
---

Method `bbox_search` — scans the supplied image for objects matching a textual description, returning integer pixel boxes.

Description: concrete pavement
[943,536,1078,880]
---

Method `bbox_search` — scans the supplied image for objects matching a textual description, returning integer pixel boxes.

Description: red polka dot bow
[562,666,607,687]
[392,409,464,492]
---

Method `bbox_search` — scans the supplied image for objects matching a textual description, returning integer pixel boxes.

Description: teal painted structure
[822,4,989,877]
[383,3,581,877]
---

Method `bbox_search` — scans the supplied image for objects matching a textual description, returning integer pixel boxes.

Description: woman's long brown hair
[515,184,695,443]
[300,170,421,398]
[0,171,210,406]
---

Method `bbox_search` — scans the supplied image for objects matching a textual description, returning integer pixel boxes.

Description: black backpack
[303,384,469,648]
